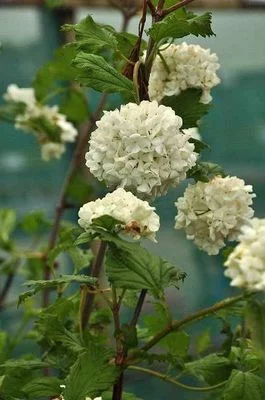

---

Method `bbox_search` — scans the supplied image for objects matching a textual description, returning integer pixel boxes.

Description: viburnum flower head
[86,101,198,198]
[3,84,78,161]
[148,42,220,104]
[3,84,36,109]
[175,176,255,255]
[224,218,265,291]
[78,188,160,241]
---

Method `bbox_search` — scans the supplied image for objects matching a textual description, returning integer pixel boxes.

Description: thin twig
[130,289,147,327]
[0,273,15,310]
[112,287,125,400]
[140,292,253,352]
[80,241,108,331]
[128,365,227,392]
[159,0,196,17]
[42,94,108,308]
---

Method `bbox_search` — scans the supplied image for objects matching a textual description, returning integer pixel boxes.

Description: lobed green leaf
[73,53,135,97]
[162,88,211,129]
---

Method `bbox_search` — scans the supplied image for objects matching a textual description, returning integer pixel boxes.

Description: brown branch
[111,287,125,400]
[130,289,147,327]
[80,241,108,331]
[140,292,252,352]
[42,94,107,308]
[159,0,196,17]
[0,273,15,310]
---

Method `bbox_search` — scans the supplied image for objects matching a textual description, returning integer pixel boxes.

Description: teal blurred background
[0,5,265,399]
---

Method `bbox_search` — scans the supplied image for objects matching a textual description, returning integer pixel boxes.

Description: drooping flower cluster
[86,101,198,198]
[175,176,255,255]
[78,188,160,241]
[3,84,78,160]
[224,218,265,291]
[148,43,221,104]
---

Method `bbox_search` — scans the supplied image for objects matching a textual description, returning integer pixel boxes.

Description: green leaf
[114,32,141,58]
[195,330,211,354]
[18,275,96,305]
[105,235,186,298]
[161,331,190,358]
[120,324,138,351]
[63,15,117,53]
[67,248,93,273]
[75,231,94,246]
[162,89,211,129]
[223,370,265,400]
[59,88,89,123]
[152,0,184,6]
[66,172,93,204]
[33,44,77,100]
[1,359,48,369]
[73,53,135,97]
[36,315,85,352]
[0,102,26,123]
[63,15,141,60]
[22,377,63,399]
[185,354,232,385]
[187,162,226,183]
[19,210,49,234]
[91,215,123,232]
[229,340,261,371]
[0,209,16,245]
[148,12,214,42]
[64,344,119,400]
[102,391,142,400]
[246,300,265,354]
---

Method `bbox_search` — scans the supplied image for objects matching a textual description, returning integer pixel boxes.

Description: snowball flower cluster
[3,84,77,161]
[148,43,220,104]
[78,188,160,241]
[86,101,198,198]
[183,127,201,141]
[224,218,265,291]
[175,176,255,255]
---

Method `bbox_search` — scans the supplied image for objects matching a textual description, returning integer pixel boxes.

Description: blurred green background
[0,5,265,399]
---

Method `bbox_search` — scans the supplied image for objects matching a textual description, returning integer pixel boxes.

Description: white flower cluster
[3,84,78,161]
[183,127,201,141]
[86,101,198,198]
[224,218,265,291]
[148,43,221,104]
[175,176,255,255]
[78,188,160,241]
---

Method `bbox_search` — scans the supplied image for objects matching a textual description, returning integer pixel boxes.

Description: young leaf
[148,12,214,42]
[223,370,265,400]
[160,331,190,358]
[64,344,119,400]
[22,377,63,399]
[195,330,211,354]
[162,89,211,129]
[67,248,93,273]
[73,53,135,97]
[105,235,186,298]
[185,354,232,385]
